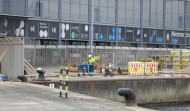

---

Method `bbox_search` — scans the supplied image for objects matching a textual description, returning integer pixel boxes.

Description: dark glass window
[39,0,49,18]
[125,0,140,25]
[1,0,26,16]
[62,0,70,20]
[118,0,125,24]
[49,0,58,19]
[157,0,163,27]
[80,5,88,21]
[166,0,184,28]
[186,0,190,28]
[71,3,80,20]
[28,0,39,16]
[143,0,150,26]
[93,0,115,23]
[62,0,88,21]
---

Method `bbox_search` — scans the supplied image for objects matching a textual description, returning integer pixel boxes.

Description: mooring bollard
[117,88,137,106]
[32,68,51,81]
[36,68,46,80]
[65,68,69,98]
[17,75,28,82]
[60,67,63,97]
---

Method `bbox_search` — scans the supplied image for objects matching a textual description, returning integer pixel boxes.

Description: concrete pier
[30,76,190,104]
[0,82,152,111]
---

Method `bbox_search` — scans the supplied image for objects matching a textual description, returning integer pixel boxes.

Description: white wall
[1,44,24,80]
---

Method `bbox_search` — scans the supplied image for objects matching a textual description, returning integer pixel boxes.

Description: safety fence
[128,62,158,76]
[24,45,190,73]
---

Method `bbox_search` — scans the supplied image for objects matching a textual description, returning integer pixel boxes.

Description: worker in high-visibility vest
[88,55,95,76]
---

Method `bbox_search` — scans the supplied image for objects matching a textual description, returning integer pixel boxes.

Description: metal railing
[25,45,190,73]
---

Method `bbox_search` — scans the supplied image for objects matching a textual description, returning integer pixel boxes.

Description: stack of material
[181,51,190,69]
[170,51,180,69]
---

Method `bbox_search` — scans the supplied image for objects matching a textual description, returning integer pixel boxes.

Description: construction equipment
[78,64,90,76]
[68,59,78,72]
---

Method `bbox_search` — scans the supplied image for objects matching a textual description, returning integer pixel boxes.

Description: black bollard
[17,75,28,82]
[117,88,137,106]
[36,69,46,80]
[32,68,51,81]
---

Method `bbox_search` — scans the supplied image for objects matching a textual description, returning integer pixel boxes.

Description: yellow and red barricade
[128,61,158,76]
[128,62,144,76]
[144,62,159,76]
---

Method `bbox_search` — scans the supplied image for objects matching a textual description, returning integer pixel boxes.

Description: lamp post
[90,0,93,55]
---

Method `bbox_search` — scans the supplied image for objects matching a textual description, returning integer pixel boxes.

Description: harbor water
[139,102,190,111]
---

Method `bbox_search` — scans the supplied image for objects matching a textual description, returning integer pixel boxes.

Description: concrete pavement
[0,82,153,111]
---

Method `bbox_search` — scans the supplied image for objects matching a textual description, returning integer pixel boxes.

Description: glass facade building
[0,0,190,48]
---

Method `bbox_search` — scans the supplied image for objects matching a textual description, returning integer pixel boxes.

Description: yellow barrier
[128,62,144,76]
[144,62,158,76]
[128,62,158,76]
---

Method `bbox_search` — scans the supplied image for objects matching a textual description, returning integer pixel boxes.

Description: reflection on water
[139,102,190,111]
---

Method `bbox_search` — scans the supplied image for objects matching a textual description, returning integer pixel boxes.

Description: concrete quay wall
[31,78,190,104]
[67,78,190,104]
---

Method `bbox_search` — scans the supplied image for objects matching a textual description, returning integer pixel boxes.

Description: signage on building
[93,25,99,40]
[80,24,89,40]
[100,25,108,41]
[71,23,80,39]
[118,27,125,42]
[186,32,190,45]
[39,21,48,38]
[49,22,59,38]
[1,19,13,36]
[149,29,156,43]
[171,31,184,44]
[0,18,25,37]
[28,20,39,38]
[166,30,186,44]
[15,19,25,37]
[108,26,116,41]
[165,30,171,44]
[126,27,133,42]
[157,30,163,43]
[143,28,149,43]
[61,23,70,39]
[134,28,141,42]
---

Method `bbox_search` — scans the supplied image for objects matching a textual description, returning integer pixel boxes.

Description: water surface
[139,102,190,111]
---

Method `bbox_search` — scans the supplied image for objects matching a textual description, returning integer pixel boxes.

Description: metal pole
[101,53,103,69]
[140,0,143,47]
[187,55,190,74]
[65,69,69,98]
[58,0,62,45]
[90,0,94,55]
[184,0,187,49]
[23,36,25,75]
[115,0,118,46]
[60,68,63,97]
[163,0,166,48]
[25,0,28,45]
